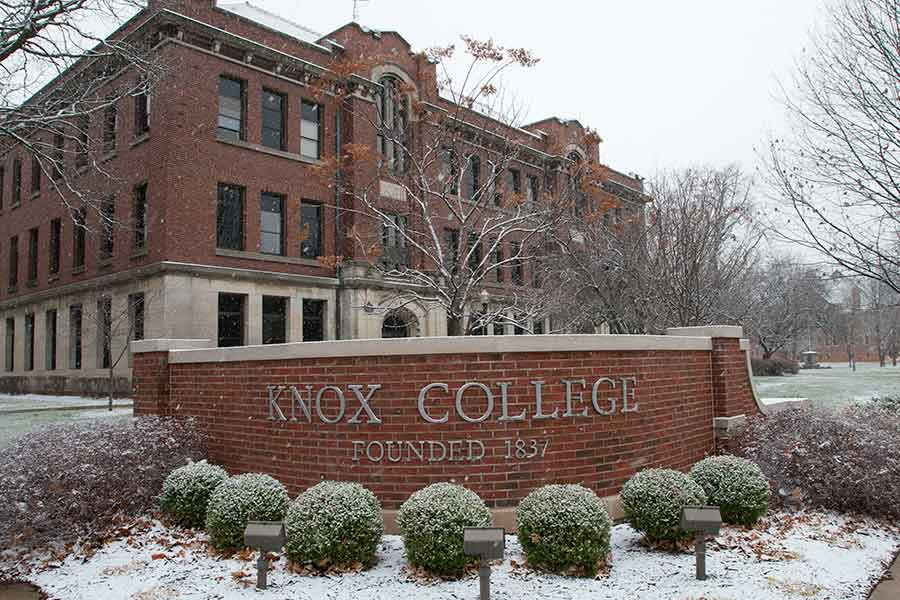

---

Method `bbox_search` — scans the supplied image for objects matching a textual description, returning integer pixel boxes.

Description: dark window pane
[24,314,34,371]
[217,77,244,140]
[49,219,60,274]
[260,192,283,255]
[300,100,321,160]
[69,305,82,369]
[45,309,57,370]
[12,158,21,206]
[218,293,245,347]
[262,296,287,344]
[216,184,244,250]
[130,293,145,341]
[134,91,150,134]
[103,102,117,154]
[302,299,324,342]
[8,236,17,287]
[133,184,148,250]
[5,318,14,371]
[73,208,86,267]
[28,227,37,281]
[97,297,111,369]
[261,90,284,150]
[30,154,41,193]
[100,198,115,259]
[300,201,322,258]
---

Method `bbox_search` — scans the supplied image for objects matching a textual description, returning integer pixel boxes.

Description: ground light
[680,505,722,580]
[243,521,286,590]
[463,527,506,600]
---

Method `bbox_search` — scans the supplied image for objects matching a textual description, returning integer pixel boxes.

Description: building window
[568,152,586,216]
[45,309,57,370]
[102,102,117,154]
[133,183,148,250]
[4,317,13,372]
[134,90,150,135]
[493,321,505,336]
[464,155,481,200]
[24,313,34,371]
[302,299,325,342]
[76,114,89,169]
[260,192,284,255]
[382,308,415,338]
[300,201,322,259]
[100,197,115,259]
[376,76,407,173]
[216,183,244,250]
[261,89,285,150]
[52,132,64,180]
[510,241,523,285]
[441,147,459,196]
[12,157,21,206]
[300,100,322,160]
[526,175,539,208]
[8,235,17,288]
[217,76,245,141]
[129,292,145,341]
[444,228,459,267]
[73,207,86,268]
[262,296,288,344]
[533,318,545,335]
[27,227,38,282]
[69,305,82,369]
[97,297,111,369]
[30,154,41,194]
[217,293,245,347]
[381,214,407,268]
[467,233,482,272]
[493,243,504,282]
[507,168,521,196]
[0,165,5,209]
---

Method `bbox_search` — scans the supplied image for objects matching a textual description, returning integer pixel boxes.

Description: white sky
[255,0,824,179]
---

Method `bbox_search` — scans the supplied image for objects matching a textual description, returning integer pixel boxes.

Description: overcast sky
[253,0,824,179]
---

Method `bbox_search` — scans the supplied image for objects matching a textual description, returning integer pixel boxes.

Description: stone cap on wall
[130,333,729,365]
[666,325,744,339]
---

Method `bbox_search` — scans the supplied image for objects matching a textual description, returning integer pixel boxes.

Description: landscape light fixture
[680,505,722,580]
[464,527,506,600]
[243,520,286,590]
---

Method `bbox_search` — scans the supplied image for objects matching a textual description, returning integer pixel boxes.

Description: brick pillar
[131,339,211,416]
[667,326,762,448]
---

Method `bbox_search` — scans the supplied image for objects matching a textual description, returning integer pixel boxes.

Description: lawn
[0,394,133,448]
[752,361,899,407]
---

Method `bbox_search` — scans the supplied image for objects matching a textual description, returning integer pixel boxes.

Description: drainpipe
[334,104,343,340]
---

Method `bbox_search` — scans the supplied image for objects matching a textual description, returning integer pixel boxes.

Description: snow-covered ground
[10,511,896,600]
[753,361,899,407]
[0,393,132,412]
[0,393,133,448]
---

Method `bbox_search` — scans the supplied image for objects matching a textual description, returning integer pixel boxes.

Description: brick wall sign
[132,326,762,509]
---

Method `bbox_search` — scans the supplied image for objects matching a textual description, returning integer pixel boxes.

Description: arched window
[376,76,408,173]
[382,307,418,338]
[568,152,587,216]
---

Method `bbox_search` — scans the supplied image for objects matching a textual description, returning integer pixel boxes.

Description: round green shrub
[516,484,612,575]
[689,455,770,526]
[205,473,289,551]
[621,468,706,543]
[396,483,491,575]
[284,481,384,569]
[161,460,229,528]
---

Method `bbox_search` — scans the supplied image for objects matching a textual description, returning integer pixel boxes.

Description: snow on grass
[11,511,897,600]
[0,394,132,411]
[0,410,133,448]
[753,361,899,407]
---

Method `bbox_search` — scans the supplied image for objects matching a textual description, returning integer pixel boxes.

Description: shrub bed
[396,483,491,575]
[284,481,383,569]
[516,484,611,575]
[205,473,289,551]
[621,468,706,543]
[689,456,770,526]
[751,358,799,376]
[161,460,229,528]
[0,417,205,549]
[737,404,900,519]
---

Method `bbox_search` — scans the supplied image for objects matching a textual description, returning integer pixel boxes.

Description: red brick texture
[133,338,761,508]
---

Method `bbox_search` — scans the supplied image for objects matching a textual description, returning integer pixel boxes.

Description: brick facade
[133,329,762,508]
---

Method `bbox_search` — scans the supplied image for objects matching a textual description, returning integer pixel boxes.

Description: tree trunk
[108,366,114,411]
[446,314,464,336]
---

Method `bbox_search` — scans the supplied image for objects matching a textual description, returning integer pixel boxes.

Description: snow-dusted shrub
[0,416,205,549]
[284,481,383,569]
[516,485,611,575]
[396,483,491,575]
[621,468,706,543]
[737,405,900,519]
[205,473,289,551]
[689,456,769,526]
[161,460,229,528]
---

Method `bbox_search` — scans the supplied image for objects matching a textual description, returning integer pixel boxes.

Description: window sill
[26,279,37,288]
[130,246,149,260]
[71,265,86,275]
[216,248,324,267]
[130,133,150,148]
[216,136,323,165]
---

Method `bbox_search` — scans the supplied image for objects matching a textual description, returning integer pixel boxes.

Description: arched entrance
[382,308,419,338]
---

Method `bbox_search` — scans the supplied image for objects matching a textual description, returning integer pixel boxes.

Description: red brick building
[0,0,646,394]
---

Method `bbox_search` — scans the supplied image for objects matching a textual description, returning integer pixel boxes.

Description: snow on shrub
[0,416,205,549]
[396,482,491,575]
[737,405,900,519]
[205,473,289,551]
[284,481,383,569]
[621,468,706,543]
[516,484,612,575]
[161,460,229,528]
[689,455,770,526]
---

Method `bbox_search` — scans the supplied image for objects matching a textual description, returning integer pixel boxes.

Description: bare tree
[316,37,608,335]
[764,0,900,294]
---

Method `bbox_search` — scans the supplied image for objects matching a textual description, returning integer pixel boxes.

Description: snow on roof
[216,1,327,49]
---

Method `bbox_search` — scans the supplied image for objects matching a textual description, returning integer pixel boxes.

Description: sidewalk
[871,551,900,599]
